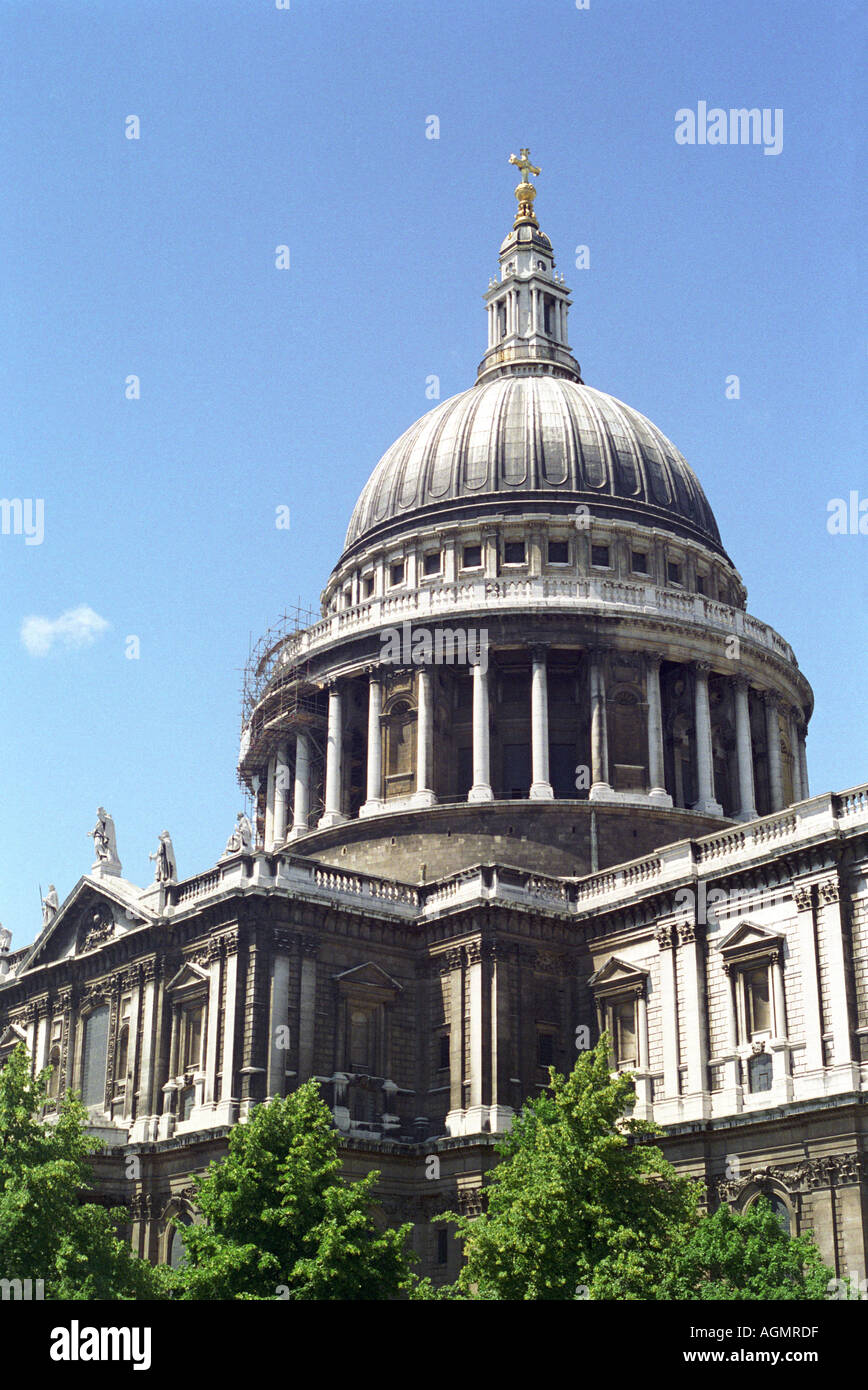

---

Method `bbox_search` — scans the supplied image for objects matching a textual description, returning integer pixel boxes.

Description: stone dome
[343,376,724,558]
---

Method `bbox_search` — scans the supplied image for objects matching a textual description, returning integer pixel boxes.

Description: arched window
[166,1213,192,1269]
[80,1005,109,1108]
[386,701,415,781]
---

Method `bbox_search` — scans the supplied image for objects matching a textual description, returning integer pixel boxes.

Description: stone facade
[2,787,867,1283]
[0,163,861,1290]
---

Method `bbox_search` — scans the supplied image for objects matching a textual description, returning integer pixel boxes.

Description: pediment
[165,962,210,994]
[0,1023,27,1052]
[718,920,783,960]
[334,962,403,996]
[17,877,155,976]
[589,955,649,994]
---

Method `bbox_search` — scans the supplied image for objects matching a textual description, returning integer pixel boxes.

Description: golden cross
[509,148,541,182]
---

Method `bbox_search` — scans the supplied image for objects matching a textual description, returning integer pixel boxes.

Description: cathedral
[2,153,866,1287]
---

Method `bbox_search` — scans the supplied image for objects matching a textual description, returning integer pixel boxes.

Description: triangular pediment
[334,961,403,994]
[165,962,210,994]
[0,1023,27,1052]
[718,920,783,956]
[589,955,649,990]
[17,877,156,976]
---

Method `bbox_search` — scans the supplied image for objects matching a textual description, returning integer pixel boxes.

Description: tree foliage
[441,1037,831,1301]
[167,1081,414,1299]
[0,1043,163,1299]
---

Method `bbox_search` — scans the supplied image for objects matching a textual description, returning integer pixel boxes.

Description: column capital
[733,672,751,694]
[693,660,712,678]
[528,642,549,662]
[793,884,814,913]
[645,651,665,671]
[761,687,781,710]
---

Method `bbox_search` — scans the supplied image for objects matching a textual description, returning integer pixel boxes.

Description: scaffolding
[240,602,321,727]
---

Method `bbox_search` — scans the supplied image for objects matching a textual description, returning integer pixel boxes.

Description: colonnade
[257,648,809,847]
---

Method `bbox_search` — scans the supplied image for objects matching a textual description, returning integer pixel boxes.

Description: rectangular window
[503,540,526,565]
[437,1228,449,1265]
[548,540,569,565]
[746,966,771,1035]
[631,550,648,574]
[81,1005,109,1108]
[423,551,441,576]
[438,1034,450,1070]
[537,1032,554,1067]
[667,561,682,585]
[182,1004,204,1071]
[390,562,405,586]
[748,1051,773,1093]
[591,544,610,568]
[362,575,374,598]
[612,999,637,1067]
[696,574,706,595]
[462,544,482,569]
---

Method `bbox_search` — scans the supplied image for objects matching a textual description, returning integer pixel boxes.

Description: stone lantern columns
[529,646,554,800]
[763,691,785,813]
[360,668,384,817]
[318,682,346,828]
[468,662,494,801]
[588,648,611,797]
[413,668,436,807]
[692,662,723,816]
[645,654,671,805]
[734,676,758,821]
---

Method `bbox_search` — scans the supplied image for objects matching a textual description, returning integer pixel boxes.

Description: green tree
[643,1198,832,1301]
[167,1081,414,1299]
[0,1043,163,1299]
[442,1038,831,1301]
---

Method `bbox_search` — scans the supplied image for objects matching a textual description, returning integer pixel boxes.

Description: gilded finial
[508,148,541,227]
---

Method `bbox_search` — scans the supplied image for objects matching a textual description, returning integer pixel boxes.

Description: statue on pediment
[41,885,59,927]
[222,812,253,857]
[149,831,177,883]
[89,807,121,872]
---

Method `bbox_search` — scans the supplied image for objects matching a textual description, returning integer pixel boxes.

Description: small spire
[508,148,541,228]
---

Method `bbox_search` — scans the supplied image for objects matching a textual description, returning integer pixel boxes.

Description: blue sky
[1,0,864,949]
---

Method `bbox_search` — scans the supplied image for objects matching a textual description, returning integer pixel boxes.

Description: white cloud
[20,605,110,657]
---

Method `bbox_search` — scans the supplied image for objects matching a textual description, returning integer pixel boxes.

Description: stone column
[289,731,311,840]
[465,942,486,1133]
[721,964,742,1107]
[272,742,289,845]
[645,653,671,804]
[266,943,292,1098]
[203,947,222,1108]
[130,968,158,1142]
[413,667,436,807]
[793,885,824,1079]
[529,646,554,799]
[692,662,723,816]
[679,923,709,1113]
[297,937,318,1082]
[799,729,810,799]
[734,676,758,821]
[764,691,784,812]
[318,683,346,828]
[360,669,384,816]
[264,756,276,850]
[445,950,465,1135]
[215,939,239,1125]
[588,649,611,796]
[468,662,493,802]
[769,947,793,1101]
[656,925,680,1113]
[633,989,652,1119]
[789,711,804,802]
[818,878,855,1073]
